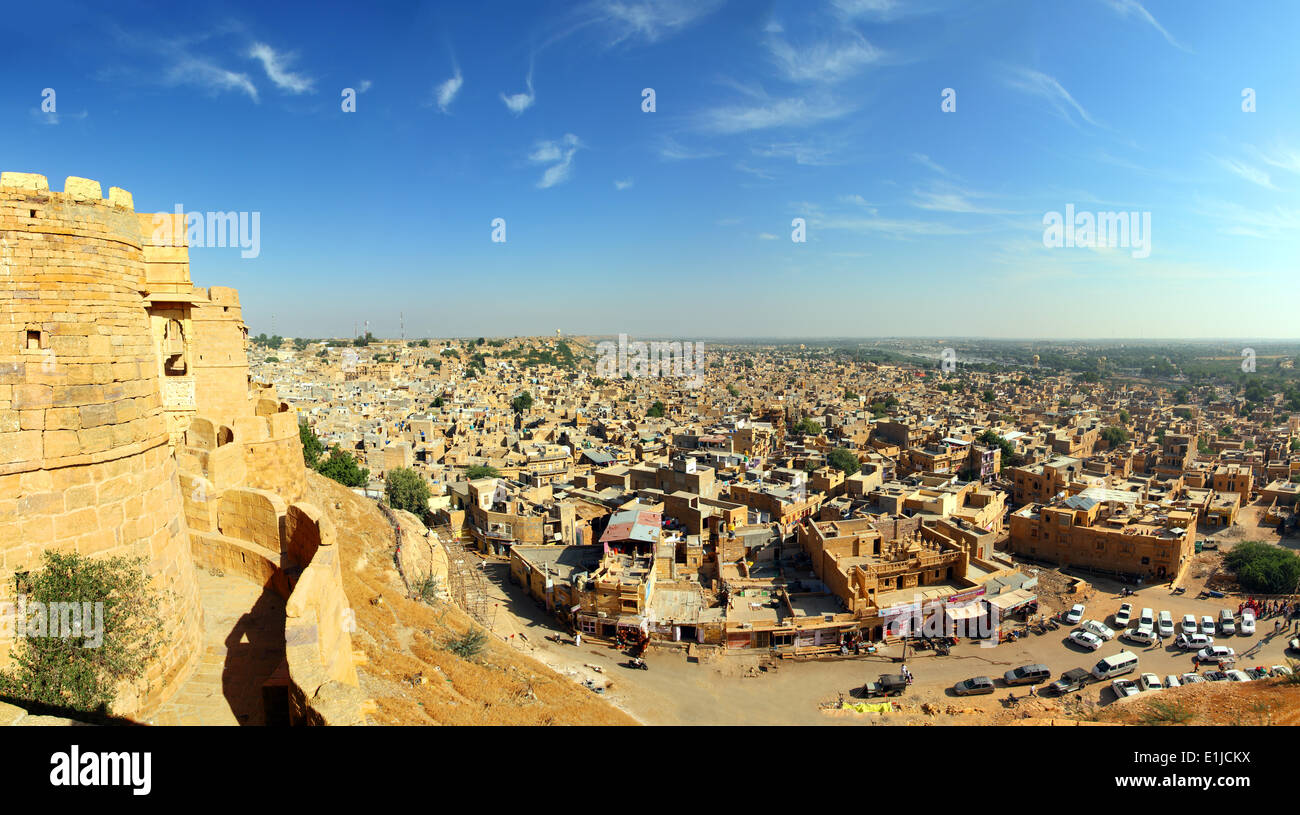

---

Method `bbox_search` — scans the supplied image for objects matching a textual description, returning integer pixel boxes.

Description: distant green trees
[511,391,534,414]
[385,467,431,517]
[978,429,1021,467]
[466,465,500,480]
[316,446,369,488]
[353,332,374,347]
[794,418,821,435]
[827,448,859,475]
[647,400,666,418]
[251,333,283,349]
[299,420,324,468]
[1100,426,1129,447]
[1225,542,1300,594]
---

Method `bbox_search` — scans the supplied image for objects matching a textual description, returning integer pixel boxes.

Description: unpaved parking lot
[478,557,1299,725]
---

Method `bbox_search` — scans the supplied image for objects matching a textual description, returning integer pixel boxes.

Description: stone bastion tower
[0,173,206,714]
[0,172,355,724]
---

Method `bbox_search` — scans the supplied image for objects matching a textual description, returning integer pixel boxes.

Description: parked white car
[1240,610,1256,635]
[1201,615,1216,636]
[1175,632,1214,651]
[1140,608,1154,628]
[1164,674,1182,688]
[1111,678,1141,698]
[1138,672,1164,692]
[1113,603,1133,627]
[1070,630,1105,651]
[1157,611,1175,638]
[1123,626,1156,646]
[1197,645,1236,662]
[1180,614,1197,636]
[1080,620,1115,641]
[1225,669,1252,682]
[1064,604,1085,625]
[1179,673,1206,684]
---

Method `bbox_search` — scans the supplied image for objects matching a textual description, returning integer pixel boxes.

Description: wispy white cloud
[1215,156,1275,190]
[911,184,1015,214]
[753,142,836,166]
[656,136,720,160]
[837,194,877,214]
[765,30,883,83]
[1250,144,1300,174]
[530,133,583,189]
[614,178,634,190]
[436,71,463,112]
[1005,68,1100,128]
[357,79,373,93]
[699,95,853,133]
[735,162,775,180]
[831,0,900,18]
[501,72,535,114]
[1197,198,1300,240]
[165,53,259,101]
[757,232,779,240]
[1100,0,1192,52]
[910,152,950,176]
[247,42,315,94]
[584,0,723,47]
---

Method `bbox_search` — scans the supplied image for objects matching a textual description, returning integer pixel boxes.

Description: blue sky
[3,0,1297,339]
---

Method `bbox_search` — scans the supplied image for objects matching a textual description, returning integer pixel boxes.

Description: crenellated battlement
[0,172,135,211]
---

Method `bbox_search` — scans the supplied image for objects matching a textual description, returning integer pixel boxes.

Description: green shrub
[0,551,163,715]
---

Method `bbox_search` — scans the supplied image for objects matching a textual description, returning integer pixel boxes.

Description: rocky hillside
[306,471,634,725]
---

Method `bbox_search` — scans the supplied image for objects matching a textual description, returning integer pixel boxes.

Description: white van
[1092,650,1140,680]
[1139,608,1154,628]
[1157,610,1175,638]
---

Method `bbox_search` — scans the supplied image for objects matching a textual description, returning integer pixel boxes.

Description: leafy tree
[1224,542,1300,594]
[1291,439,1300,453]
[647,401,666,418]
[264,356,279,363]
[844,389,859,401]
[293,337,310,352]
[1100,426,1129,447]
[511,391,534,414]
[1118,409,1130,423]
[1017,376,1032,386]
[827,448,859,475]
[441,348,460,358]
[978,429,1021,467]
[316,446,369,488]
[466,465,501,480]
[415,339,430,347]
[982,390,995,402]
[1173,387,1190,403]
[0,551,162,715]
[431,396,444,408]
[299,420,324,468]
[794,418,821,436]
[385,467,431,517]
[727,384,739,397]
[353,332,374,347]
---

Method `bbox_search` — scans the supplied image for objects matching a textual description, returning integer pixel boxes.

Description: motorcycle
[623,657,648,671]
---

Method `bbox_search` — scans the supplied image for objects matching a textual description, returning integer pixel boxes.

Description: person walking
[574,631,582,648]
